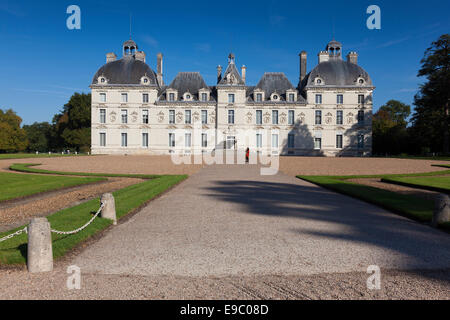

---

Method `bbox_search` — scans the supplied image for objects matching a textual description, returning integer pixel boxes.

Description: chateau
[90,39,373,156]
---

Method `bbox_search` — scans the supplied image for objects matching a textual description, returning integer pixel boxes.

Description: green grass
[381,176,450,194]
[10,163,160,179]
[374,155,450,161]
[0,171,105,202]
[298,175,434,222]
[0,174,187,265]
[0,153,88,160]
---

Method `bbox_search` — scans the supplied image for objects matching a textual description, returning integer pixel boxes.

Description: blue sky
[0,0,449,125]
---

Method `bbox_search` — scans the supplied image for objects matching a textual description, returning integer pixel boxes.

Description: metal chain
[0,227,27,242]
[51,202,105,235]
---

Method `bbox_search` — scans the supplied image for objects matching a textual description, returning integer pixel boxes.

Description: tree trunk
[444,101,449,155]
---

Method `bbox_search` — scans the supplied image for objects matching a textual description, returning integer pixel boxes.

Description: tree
[372,100,411,155]
[412,34,450,154]
[53,93,91,152]
[0,109,28,153]
[23,122,52,152]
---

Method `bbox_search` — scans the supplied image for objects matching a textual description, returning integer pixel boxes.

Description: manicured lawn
[10,163,160,180]
[381,176,450,194]
[0,174,187,264]
[0,171,105,202]
[0,153,87,160]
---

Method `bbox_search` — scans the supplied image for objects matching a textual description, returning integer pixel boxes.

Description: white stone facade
[90,39,374,157]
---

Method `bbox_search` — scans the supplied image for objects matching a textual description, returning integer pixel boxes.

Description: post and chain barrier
[0,226,27,242]
[50,202,105,235]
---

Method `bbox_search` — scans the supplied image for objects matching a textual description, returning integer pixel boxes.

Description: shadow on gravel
[205,179,450,282]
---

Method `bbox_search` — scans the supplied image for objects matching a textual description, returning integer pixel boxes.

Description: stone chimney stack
[347,52,358,65]
[318,51,329,64]
[217,65,222,84]
[241,65,246,84]
[157,53,163,86]
[106,52,117,63]
[135,51,146,62]
[299,51,307,83]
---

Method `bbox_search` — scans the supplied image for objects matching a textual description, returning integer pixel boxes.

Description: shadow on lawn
[204,179,450,281]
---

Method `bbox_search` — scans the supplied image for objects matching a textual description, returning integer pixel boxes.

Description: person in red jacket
[245,147,250,163]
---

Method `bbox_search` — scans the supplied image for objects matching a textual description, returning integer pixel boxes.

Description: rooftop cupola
[326,40,342,59]
[123,38,138,57]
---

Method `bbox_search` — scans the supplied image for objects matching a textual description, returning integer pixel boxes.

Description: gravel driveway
[1,164,449,299]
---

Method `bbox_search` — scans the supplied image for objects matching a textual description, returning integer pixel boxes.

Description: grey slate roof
[255,72,295,99]
[158,72,213,101]
[218,62,245,86]
[91,55,158,86]
[305,59,373,88]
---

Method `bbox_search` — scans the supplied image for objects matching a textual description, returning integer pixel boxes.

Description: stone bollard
[432,194,450,227]
[27,218,53,273]
[101,193,117,225]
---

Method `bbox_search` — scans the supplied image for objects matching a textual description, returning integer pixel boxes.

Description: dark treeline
[0,93,91,153]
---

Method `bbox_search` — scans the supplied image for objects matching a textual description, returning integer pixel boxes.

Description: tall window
[228,93,235,104]
[289,93,295,102]
[169,110,175,124]
[337,94,343,104]
[202,133,207,148]
[358,110,364,124]
[315,94,322,104]
[142,93,149,103]
[288,134,295,148]
[314,138,322,150]
[358,94,365,104]
[142,133,148,147]
[288,110,294,125]
[336,134,343,149]
[358,134,364,149]
[256,133,262,148]
[100,109,106,123]
[201,110,208,124]
[256,110,262,125]
[121,93,128,103]
[99,93,106,102]
[121,133,127,147]
[256,93,262,102]
[121,110,128,124]
[272,110,278,125]
[185,133,191,147]
[272,134,279,148]
[169,93,175,102]
[336,110,343,125]
[201,93,208,102]
[228,110,235,124]
[185,110,191,124]
[169,133,175,147]
[142,109,149,124]
[99,133,106,147]
[315,110,322,125]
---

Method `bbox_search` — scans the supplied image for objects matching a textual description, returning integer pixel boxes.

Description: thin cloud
[376,37,411,49]
[141,35,159,48]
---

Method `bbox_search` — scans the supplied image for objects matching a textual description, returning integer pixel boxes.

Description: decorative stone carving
[109,111,116,123]
[176,111,183,123]
[131,111,138,123]
[298,112,305,124]
[347,112,354,124]
[325,112,332,124]
[209,111,216,124]
[263,112,271,124]
[225,73,237,84]
[193,111,200,122]
[246,112,252,124]
[157,111,164,123]
[279,112,287,124]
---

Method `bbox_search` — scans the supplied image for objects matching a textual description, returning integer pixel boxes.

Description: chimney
[217,65,222,84]
[347,52,358,65]
[299,51,307,83]
[318,51,329,64]
[106,52,117,63]
[135,51,146,62]
[157,53,163,86]
[241,65,246,84]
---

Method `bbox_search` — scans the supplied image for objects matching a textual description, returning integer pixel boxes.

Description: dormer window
[98,76,108,84]
[357,77,365,85]
[183,92,193,101]
[201,93,208,102]
[141,76,151,85]
[254,90,264,102]
[286,90,297,102]
[101,78,105,83]
[169,93,175,102]
[256,93,262,102]
[270,93,280,101]
[315,77,324,85]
